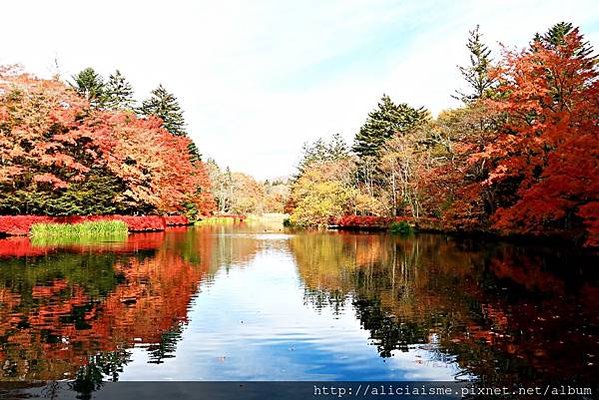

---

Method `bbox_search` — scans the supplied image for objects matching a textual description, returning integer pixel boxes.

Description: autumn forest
[286,22,598,248]
[1,21,598,247]
[0,8,598,397]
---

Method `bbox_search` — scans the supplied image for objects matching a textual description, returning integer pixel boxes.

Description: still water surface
[0,223,596,386]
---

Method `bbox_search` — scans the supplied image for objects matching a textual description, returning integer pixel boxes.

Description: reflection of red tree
[490,258,564,294]
[0,231,213,380]
[31,279,70,300]
[294,233,597,384]
[86,252,203,346]
[0,232,166,258]
[0,237,50,257]
[443,256,596,384]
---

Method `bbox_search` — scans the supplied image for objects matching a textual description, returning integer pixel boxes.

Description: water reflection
[0,232,211,382]
[0,224,596,389]
[291,233,598,385]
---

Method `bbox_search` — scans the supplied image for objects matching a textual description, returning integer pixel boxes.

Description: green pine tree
[187,140,202,163]
[530,22,594,109]
[297,138,328,174]
[103,70,135,111]
[542,21,574,48]
[139,84,186,136]
[454,25,495,104]
[352,94,428,158]
[70,67,105,108]
[327,133,350,160]
[532,22,593,58]
[296,134,351,177]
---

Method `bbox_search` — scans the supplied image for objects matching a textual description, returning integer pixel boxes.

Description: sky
[1,0,598,179]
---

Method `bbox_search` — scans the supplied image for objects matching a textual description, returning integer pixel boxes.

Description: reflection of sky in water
[0,228,594,384]
[120,247,463,381]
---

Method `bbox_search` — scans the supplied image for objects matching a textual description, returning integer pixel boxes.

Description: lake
[0,222,596,391]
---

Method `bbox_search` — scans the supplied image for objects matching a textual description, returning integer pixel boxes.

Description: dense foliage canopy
[1,21,596,247]
[0,67,214,217]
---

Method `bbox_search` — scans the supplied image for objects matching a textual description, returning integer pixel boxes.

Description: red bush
[335,215,408,228]
[334,215,443,231]
[0,216,53,235]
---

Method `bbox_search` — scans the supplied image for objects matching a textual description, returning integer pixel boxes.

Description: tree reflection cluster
[0,225,596,394]
[291,233,598,385]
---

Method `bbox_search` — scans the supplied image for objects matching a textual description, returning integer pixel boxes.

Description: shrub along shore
[0,215,191,236]
[330,215,438,231]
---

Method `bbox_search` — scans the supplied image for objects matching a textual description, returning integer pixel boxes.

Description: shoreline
[0,215,193,237]
[328,223,596,252]
[1,213,595,252]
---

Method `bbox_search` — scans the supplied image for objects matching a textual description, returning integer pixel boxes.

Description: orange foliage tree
[0,67,214,217]
[0,69,94,208]
[478,28,598,245]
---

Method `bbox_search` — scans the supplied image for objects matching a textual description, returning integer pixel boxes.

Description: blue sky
[1,0,598,179]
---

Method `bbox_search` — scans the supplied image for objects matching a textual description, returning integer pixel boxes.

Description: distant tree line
[206,159,290,215]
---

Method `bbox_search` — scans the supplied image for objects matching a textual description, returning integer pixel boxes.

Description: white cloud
[1,0,598,179]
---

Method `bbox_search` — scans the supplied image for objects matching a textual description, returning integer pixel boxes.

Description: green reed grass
[30,220,128,243]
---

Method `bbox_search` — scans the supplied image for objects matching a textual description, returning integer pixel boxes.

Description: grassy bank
[30,220,128,243]
[195,213,289,232]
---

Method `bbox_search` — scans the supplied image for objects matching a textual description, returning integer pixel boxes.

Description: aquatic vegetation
[389,220,413,235]
[30,221,128,241]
